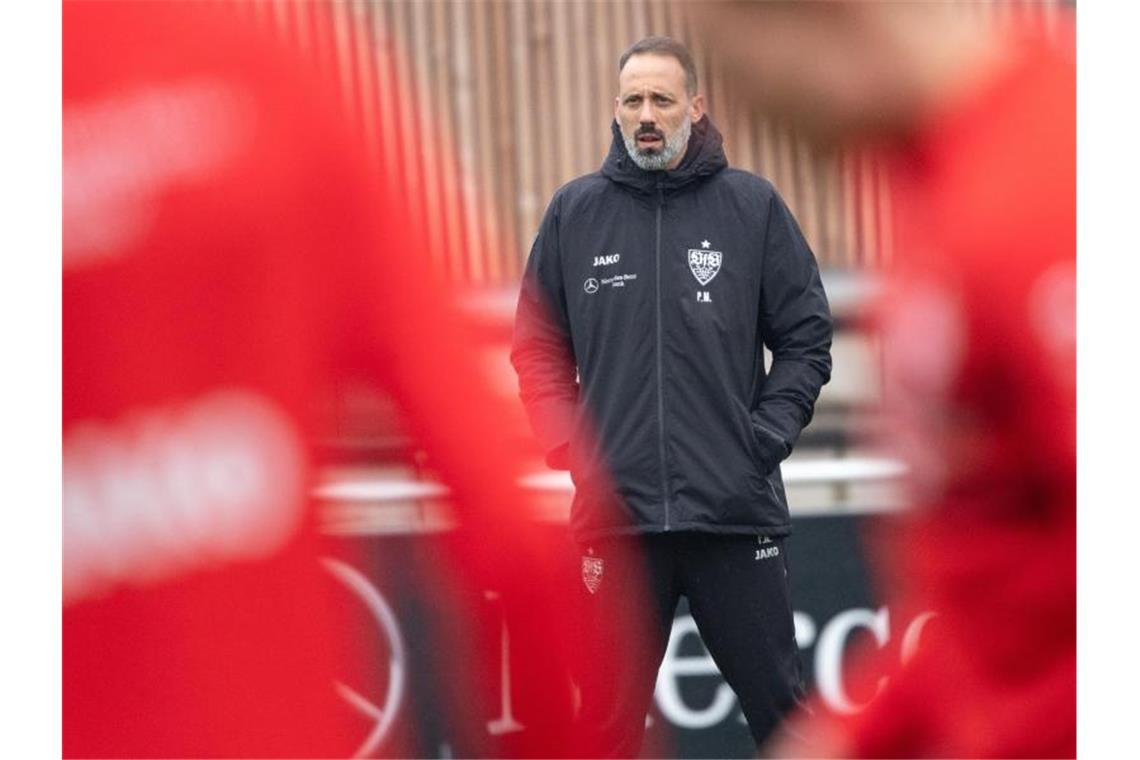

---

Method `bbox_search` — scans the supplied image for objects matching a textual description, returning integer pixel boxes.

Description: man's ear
[690,93,706,122]
[614,95,621,122]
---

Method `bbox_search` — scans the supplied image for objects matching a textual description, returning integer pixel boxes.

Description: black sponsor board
[325,514,918,758]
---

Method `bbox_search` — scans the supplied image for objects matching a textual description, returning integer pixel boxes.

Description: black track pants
[572,532,804,757]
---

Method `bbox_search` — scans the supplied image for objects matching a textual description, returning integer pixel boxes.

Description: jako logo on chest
[593,253,620,267]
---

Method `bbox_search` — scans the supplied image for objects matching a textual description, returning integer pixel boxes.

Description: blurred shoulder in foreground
[64,2,575,756]
[689,2,1074,756]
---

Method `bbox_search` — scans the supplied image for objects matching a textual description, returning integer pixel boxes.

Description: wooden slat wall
[248,0,1069,283]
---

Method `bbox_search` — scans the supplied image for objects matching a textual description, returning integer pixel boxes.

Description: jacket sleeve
[752,190,833,474]
[510,194,579,470]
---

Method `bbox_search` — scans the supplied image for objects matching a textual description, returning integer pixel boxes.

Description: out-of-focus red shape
[63,2,578,756]
[831,25,1076,759]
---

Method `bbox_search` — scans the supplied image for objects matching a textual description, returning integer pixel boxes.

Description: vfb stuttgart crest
[581,556,605,594]
[688,247,722,286]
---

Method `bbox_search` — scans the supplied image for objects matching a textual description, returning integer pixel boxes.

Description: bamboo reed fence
[243,0,1070,284]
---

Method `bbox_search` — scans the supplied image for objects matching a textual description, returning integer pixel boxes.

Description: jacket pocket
[763,471,781,502]
[566,409,587,486]
[735,400,772,477]
[749,416,789,477]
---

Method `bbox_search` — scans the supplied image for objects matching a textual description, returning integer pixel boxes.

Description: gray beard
[623,116,692,172]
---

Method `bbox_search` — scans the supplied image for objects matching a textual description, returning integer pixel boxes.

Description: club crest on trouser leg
[581,556,604,594]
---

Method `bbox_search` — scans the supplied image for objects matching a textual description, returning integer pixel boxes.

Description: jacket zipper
[655,182,671,531]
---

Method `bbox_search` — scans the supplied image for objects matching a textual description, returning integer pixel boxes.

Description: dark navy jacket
[511,116,832,542]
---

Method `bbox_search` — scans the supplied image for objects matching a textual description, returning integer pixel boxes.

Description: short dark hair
[618,36,698,97]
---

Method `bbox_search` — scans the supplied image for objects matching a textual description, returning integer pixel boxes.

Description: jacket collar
[600,114,728,195]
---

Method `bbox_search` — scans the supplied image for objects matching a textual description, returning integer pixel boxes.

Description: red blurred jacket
[64,3,575,756]
[840,28,1076,758]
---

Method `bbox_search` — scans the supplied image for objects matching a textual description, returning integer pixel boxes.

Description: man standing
[511,36,832,755]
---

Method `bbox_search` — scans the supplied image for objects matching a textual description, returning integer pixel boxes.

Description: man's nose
[638,99,656,124]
